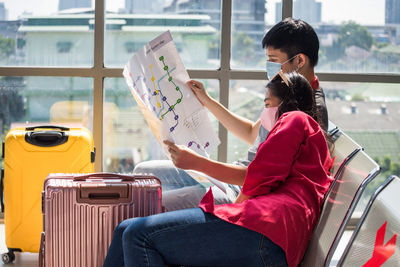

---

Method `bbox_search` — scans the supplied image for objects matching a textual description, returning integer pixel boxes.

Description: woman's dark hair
[267,72,320,124]
[267,72,334,151]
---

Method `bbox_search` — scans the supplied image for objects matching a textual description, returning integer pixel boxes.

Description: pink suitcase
[39,173,162,267]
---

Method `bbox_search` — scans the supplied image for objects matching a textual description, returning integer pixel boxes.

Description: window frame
[0,0,399,171]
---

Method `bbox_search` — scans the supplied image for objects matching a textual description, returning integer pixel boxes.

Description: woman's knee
[114,219,130,237]
[112,218,141,243]
[121,217,148,247]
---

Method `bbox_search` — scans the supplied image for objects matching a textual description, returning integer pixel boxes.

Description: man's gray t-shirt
[227,125,269,196]
[235,125,270,167]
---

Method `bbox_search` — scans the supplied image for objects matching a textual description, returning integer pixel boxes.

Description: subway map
[123,31,220,157]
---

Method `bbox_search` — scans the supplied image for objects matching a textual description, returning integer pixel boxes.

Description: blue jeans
[103,208,287,267]
[133,160,233,211]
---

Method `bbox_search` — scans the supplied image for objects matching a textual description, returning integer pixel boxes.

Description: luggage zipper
[1,168,4,213]
[1,141,4,212]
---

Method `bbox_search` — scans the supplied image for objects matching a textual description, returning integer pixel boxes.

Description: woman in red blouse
[104,72,333,267]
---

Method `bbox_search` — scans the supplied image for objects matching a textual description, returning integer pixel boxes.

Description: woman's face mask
[260,106,279,131]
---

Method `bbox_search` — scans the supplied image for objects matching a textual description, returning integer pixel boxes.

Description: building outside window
[56,41,73,53]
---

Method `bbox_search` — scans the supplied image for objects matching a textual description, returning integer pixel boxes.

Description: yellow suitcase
[1,125,95,263]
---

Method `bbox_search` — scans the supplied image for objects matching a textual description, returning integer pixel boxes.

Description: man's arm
[187,80,260,145]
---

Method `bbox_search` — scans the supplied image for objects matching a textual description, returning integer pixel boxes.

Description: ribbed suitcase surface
[2,126,95,254]
[40,173,162,267]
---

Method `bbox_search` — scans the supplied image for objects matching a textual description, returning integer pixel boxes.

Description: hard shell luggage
[0,125,95,263]
[39,172,162,267]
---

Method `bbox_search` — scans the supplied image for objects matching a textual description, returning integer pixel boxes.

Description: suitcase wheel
[1,251,15,264]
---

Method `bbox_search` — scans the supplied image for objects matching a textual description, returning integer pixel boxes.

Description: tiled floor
[0,224,38,267]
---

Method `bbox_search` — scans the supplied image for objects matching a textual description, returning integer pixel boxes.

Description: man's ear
[297,53,307,69]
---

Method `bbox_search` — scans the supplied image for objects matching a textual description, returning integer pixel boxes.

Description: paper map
[123,31,220,158]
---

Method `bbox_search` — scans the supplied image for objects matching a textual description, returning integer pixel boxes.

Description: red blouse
[199,111,333,267]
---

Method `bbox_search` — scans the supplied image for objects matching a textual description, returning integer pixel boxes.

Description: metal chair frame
[337,175,399,266]
[301,146,380,267]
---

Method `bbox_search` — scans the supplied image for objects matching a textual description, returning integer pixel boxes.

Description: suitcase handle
[74,172,139,181]
[25,131,69,147]
[80,184,129,199]
[25,125,70,131]
[77,183,132,204]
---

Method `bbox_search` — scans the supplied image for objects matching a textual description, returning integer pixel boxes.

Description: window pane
[0,0,94,66]
[0,75,93,140]
[227,80,265,163]
[323,81,400,200]
[103,78,219,173]
[105,0,221,69]
[293,0,400,73]
[231,0,268,70]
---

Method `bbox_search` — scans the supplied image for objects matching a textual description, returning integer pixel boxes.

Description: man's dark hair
[262,18,319,67]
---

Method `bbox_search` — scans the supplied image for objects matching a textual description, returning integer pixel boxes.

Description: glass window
[231,0,269,70]
[294,0,400,73]
[0,0,94,67]
[323,81,400,197]
[227,80,265,163]
[0,76,92,216]
[105,0,221,69]
[0,75,93,147]
[56,41,73,53]
[103,78,219,173]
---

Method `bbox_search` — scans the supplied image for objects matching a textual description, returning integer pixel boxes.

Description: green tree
[338,21,374,51]
[0,36,15,60]
[232,32,255,64]
[0,77,26,137]
[391,162,400,176]
[375,155,400,177]
[381,155,392,173]
[351,93,367,101]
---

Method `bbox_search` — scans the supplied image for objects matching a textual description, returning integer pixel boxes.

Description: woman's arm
[186,80,260,145]
[164,140,247,185]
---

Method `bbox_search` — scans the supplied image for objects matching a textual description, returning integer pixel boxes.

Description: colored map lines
[130,55,183,133]
[156,65,177,118]
[188,141,210,151]
[129,72,158,112]
[158,56,183,119]
[156,55,183,132]
[149,64,162,110]
[130,73,144,100]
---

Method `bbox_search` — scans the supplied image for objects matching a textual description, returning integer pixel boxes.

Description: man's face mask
[266,54,299,80]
